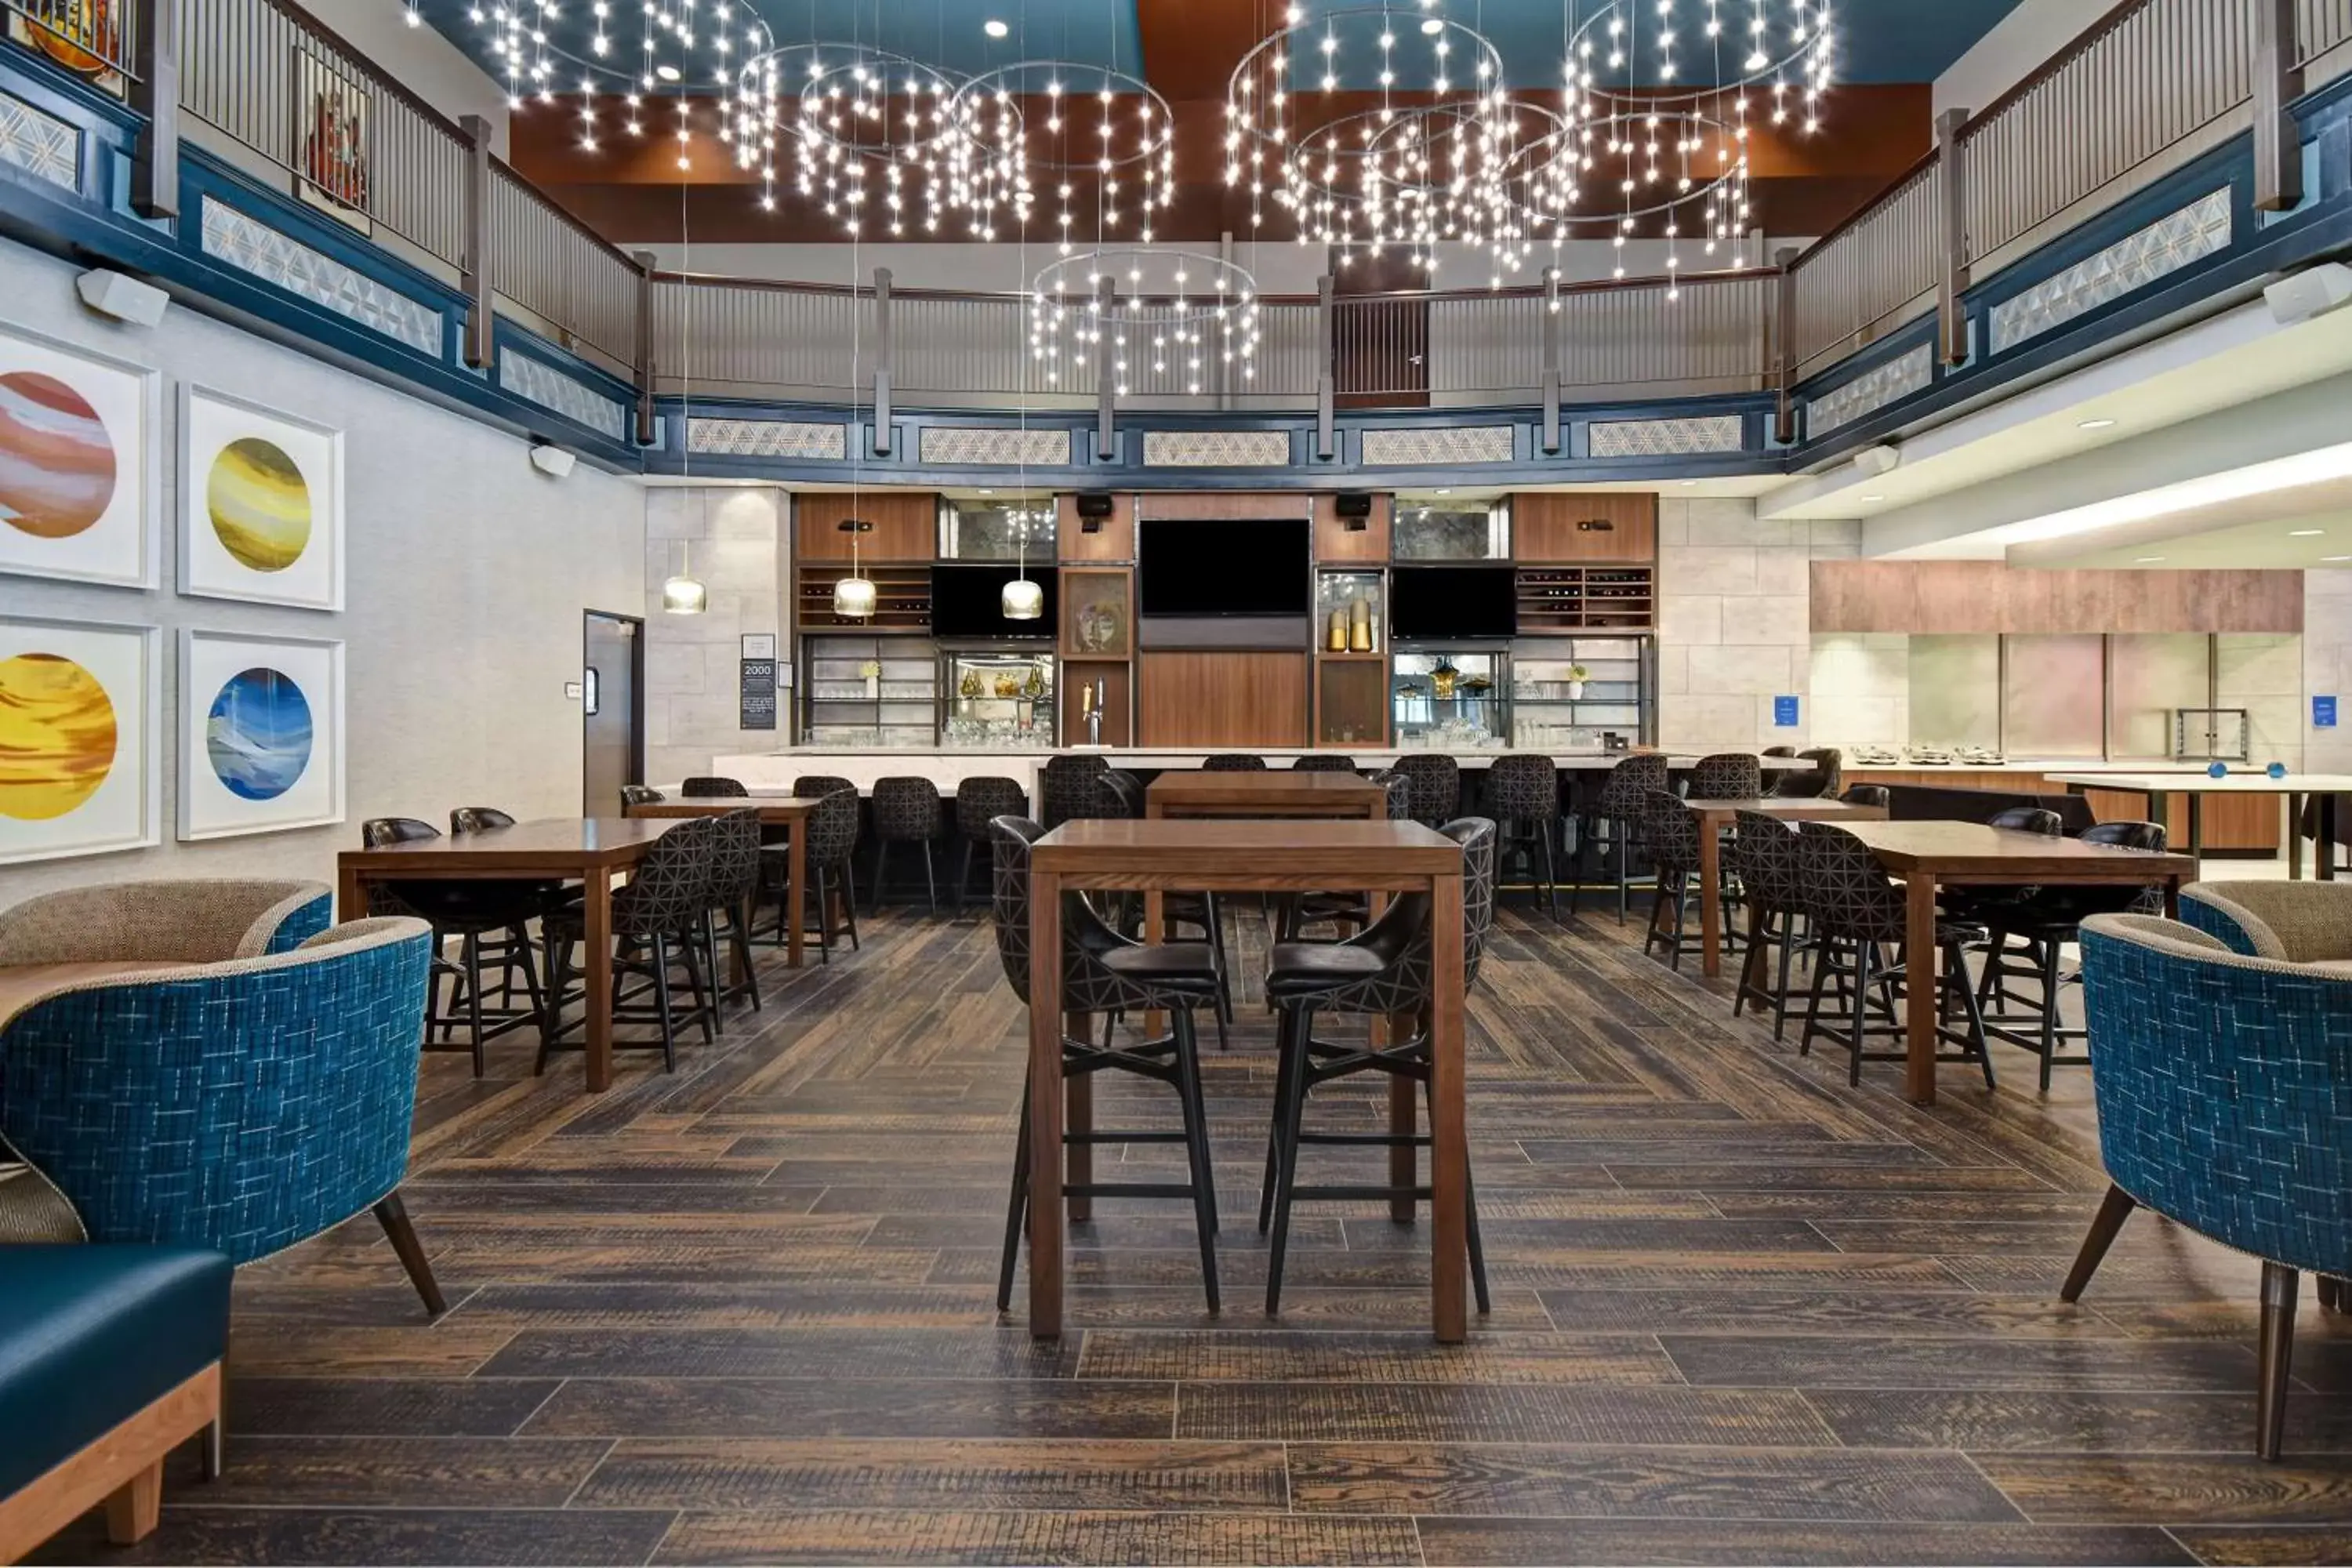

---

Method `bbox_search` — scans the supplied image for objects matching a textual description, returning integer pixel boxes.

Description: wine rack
[1515,566,1655,632]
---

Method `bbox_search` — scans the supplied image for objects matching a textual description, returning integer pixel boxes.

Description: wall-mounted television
[1138,517,1310,617]
[1391,566,1518,641]
[929,564,1058,639]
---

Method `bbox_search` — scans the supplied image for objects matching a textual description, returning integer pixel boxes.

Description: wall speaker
[1076,492,1114,532]
[1334,491,1374,517]
[528,442,576,479]
[75,268,170,328]
[2265,263,2352,325]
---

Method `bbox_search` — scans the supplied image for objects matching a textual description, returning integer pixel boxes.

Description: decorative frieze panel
[1141,430,1291,466]
[1989,187,2232,355]
[1588,415,1744,458]
[0,89,75,191]
[688,418,846,459]
[201,198,441,356]
[498,349,626,440]
[917,426,1073,466]
[1359,425,1513,465]
[1806,344,1932,437]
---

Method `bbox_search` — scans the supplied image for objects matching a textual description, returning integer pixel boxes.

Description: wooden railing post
[459,114,494,369]
[872,267,893,455]
[1540,267,1563,455]
[129,0,178,219]
[1772,245,1800,446]
[1935,107,1971,367]
[2255,0,2306,212]
[630,250,657,446]
[1094,274,1115,461]
[1316,273,1335,460]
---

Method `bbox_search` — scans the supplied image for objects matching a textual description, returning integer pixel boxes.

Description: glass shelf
[1316,570,1385,655]
[943,652,1056,749]
[1392,650,1505,746]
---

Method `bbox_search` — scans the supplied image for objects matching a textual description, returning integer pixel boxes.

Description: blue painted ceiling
[419,0,2024,97]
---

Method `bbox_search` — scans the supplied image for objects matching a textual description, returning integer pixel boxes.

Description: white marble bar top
[695,748,1809,797]
[1842,759,2281,776]
[2044,771,2352,793]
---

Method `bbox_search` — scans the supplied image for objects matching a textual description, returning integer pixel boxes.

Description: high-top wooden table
[2048,771,2352,880]
[624,796,816,967]
[1683,797,1888,978]
[1837,821,2194,1105]
[1143,770,1390,822]
[337,818,676,1092]
[1025,818,1471,1341]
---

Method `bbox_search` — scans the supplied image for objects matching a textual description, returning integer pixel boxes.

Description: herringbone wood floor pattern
[38,902,2352,1566]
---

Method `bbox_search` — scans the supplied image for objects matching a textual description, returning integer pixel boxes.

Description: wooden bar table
[1837,821,2194,1105]
[1143,770,1390,822]
[337,818,674,1092]
[624,797,816,968]
[1683,797,1887,978]
[1025,818,1471,1341]
[2048,771,2352,880]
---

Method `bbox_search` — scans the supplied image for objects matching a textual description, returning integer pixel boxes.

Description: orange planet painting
[0,651,117,821]
[0,370,118,539]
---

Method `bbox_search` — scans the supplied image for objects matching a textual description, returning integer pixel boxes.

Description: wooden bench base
[0,1361,219,1562]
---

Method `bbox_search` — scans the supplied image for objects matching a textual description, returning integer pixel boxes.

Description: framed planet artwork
[176,630,345,840]
[0,321,159,589]
[178,387,343,611]
[0,616,159,866]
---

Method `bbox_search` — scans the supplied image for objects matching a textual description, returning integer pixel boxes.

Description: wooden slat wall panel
[1312,495,1392,563]
[1138,652,1310,748]
[1809,562,2303,633]
[796,493,938,562]
[1057,494,1135,563]
[1512,494,1660,564]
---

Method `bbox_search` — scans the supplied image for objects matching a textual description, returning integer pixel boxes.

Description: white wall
[286,0,512,155]
[643,487,786,786]
[1657,501,1860,753]
[1934,0,2111,120]
[0,235,644,905]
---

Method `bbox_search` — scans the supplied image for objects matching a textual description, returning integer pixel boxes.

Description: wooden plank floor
[36,897,2352,1566]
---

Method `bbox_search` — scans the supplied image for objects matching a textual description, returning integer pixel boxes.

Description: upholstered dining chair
[1202,753,1267,771]
[1688,752,1762,801]
[620,783,666,808]
[681,776,750,798]
[2178,880,2352,965]
[1577,751,1671,922]
[0,911,443,1320]
[2071,913,2351,1458]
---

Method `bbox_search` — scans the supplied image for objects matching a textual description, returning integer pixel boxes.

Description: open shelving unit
[794,564,934,633]
[1515,567,1657,633]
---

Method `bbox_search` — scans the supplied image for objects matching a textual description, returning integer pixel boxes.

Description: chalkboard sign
[740,658,778,730]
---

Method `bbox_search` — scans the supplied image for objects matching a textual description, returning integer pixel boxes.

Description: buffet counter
[1842,760,2286,853]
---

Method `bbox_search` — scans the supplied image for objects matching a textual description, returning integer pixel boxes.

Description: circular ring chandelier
[1519,104,1753,274]
[946,62,1177,246]
[753,45,967,230]
[1029,249,1261,397]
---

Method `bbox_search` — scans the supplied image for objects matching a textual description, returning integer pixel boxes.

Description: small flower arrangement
[856,659,882,679]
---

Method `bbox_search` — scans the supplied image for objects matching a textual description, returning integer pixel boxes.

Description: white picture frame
[0,615,159,865]
[178,385,345,611]
[176,628,346,840]
[0,319,159,590]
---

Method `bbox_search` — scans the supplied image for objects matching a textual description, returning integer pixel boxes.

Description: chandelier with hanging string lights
[1029,249,1261,399]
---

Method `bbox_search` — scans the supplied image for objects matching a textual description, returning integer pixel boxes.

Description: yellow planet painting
[207,436,311,572]
[0,651,116,821]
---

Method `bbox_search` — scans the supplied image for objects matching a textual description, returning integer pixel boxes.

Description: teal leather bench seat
[0,1245,230,1559]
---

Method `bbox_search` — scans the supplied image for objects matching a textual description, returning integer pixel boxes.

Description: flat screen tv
[1138,517,1310,616]
[1391,565,1518,641]
[930,564,1058,639]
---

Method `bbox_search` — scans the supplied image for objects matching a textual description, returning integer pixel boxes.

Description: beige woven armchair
[2179,881,2352,967]
[0,880,334,966]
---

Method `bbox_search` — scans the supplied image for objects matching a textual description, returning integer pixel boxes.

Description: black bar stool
[1392,753,1461,827]
[1290,754,1358,772]
[1258,817,1498,1316]
[681,776,750,798]
[1729,809,1806,1037]
[1576,753,1669,922]
[1689,752,1762,800]
[1641,789,1704,970]
[1485,753,1562,922]
[1203,753,1266,771]
[360,816,547,1076]
[953,776,1029,913]
[988,816,1223,1314]
[869,776,946,914]
[541,814,720,1073]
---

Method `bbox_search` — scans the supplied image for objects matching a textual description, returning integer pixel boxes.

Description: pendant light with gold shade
[662,117,706,614]
[1001,212,1043,622]
[833,211,877,620]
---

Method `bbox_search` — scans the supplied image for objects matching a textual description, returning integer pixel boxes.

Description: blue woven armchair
[2072,912,2352,1458]
[0,910,445,1319]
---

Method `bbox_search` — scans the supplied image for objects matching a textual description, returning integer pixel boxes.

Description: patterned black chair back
[362,817,439,848]
[1689,752,1762,801]
[1202,753,1266,771]
[872,776,944,841]
[1393,753,1461,822]
[2076,820,2171,915]
[1795,820,1907,942]
[682,776,750,798]
[1100,770,1145,819]
[2084,820,2165,852]
[1449,817,1500,993]
[1769,747,1842,799]
[1989,806,2063,837]
[1840,783,1892,811]
[1644,789,1701,876]
[1363,770,1414,820]
[1597,753,1671,817]
[1485,754,1558,823]
[449,806,518,835]
[1799,747,1843,797]
[702,807,764,907]
[1291,754,1358,772]
[793,775,856,799]
[802,788,860,870]
[986,813,1174,1016]
[613,815,719,933]
[1040,754,1111,828]
[1294,816,1497,1017]
[955,776,1029,839]
[620,784,666,807]
[1762,746,1798,757]
[1728,809,1802,913]
[986,815,1047,1004]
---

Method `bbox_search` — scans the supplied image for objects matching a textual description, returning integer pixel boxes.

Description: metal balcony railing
[122,0,2347,425]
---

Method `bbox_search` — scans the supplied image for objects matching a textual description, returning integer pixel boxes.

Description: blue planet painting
[205,666,312,800]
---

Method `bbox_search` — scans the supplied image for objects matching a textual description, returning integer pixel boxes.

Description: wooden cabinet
[1060,661,1133,747]
[795,492,937,562]
[1138,652,1308,747]
[1313,493,1392,562]
[1056,492,1134,562]
[1844,768,2283,854]
[1809,561,2304,634]
[1512,492,1657,564]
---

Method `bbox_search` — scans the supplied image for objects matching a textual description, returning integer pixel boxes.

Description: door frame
[583,608,646,815]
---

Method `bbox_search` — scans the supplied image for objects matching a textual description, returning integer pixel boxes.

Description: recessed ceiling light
[977,488,993,495]
[2324,555,2352,562]
[1990,438,2352,546]
[2134,555,2166,563]
[983,17,1008,36]
[653,62,681,81]
[2078,418,2117,430]
[2291,528,2326,536]
[1859,494,1885,503]
[1677,480,1697,488]
[1434,488,1451,495]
